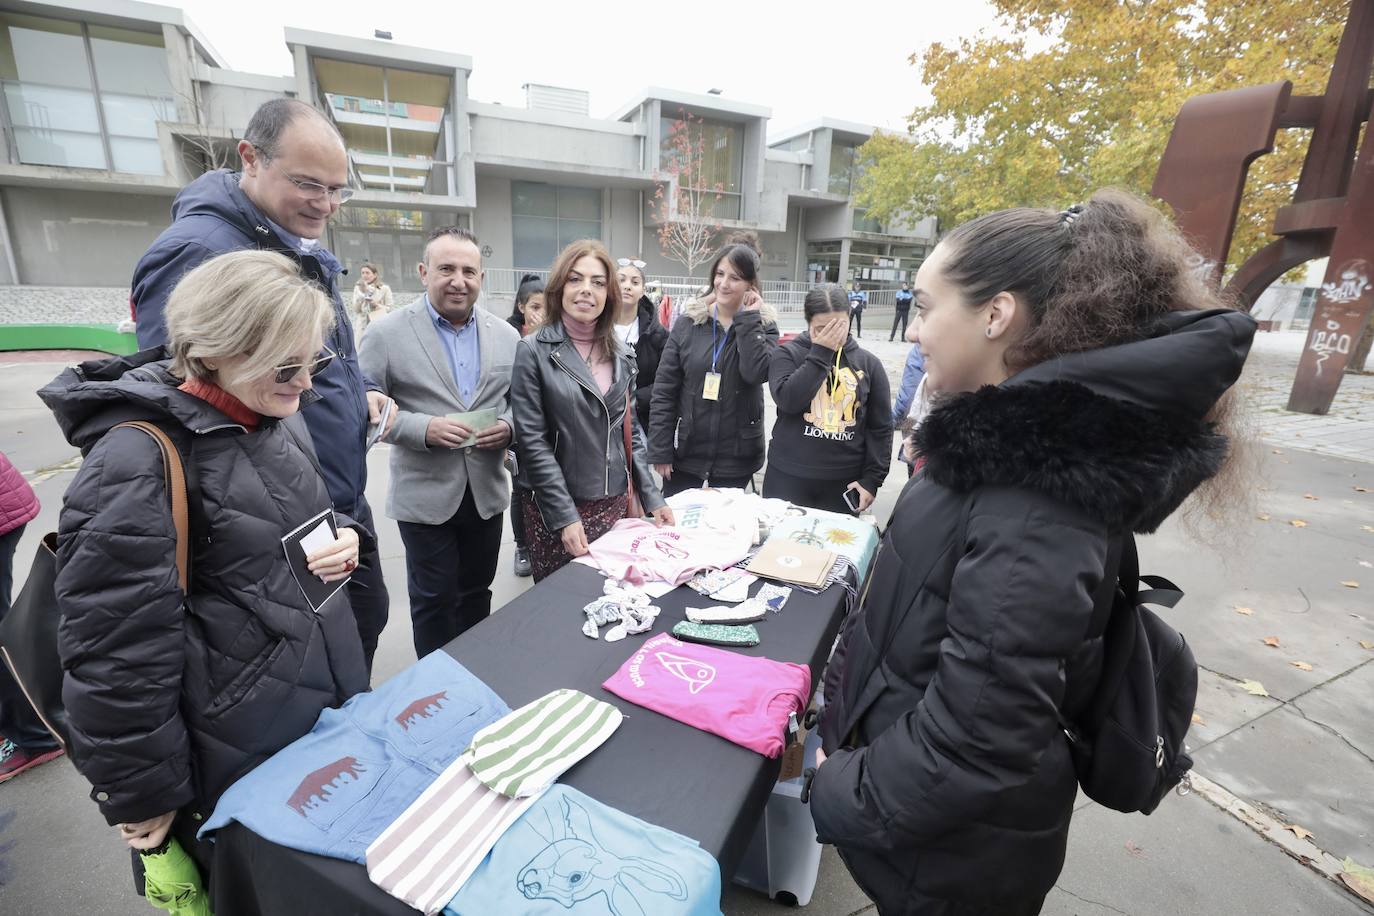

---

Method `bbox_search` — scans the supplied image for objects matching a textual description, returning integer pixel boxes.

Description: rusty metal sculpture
[1151,0,1374,414]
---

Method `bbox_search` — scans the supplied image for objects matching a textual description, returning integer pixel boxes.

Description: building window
[829,141,860,196]
[852,207,882,234]
[315,58,452,195]
[659,113,743,220]
[0,14,173,175]
[511,181,602,271]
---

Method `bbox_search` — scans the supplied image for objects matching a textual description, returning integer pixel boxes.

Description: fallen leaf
[1191,713,1206,726]
[1271,448,1283,454]
[1257,513,1271,521]
[1355,486,1370,493]
[1342,858,1374,905]
[1341,580,1361,588]
[1291,661,1314,671]
[1290,520,1309,528]
[1360,640,1374,650]
[1240,679,1270,697]
[1304,493,1319,500]
[1124,840,1146,858]
[1283,823,1314,841]
[1234,605,1255,616]
[1262,636,1281,647]
[1363,525,1374,534]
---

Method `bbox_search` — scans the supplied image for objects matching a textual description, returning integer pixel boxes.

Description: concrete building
[0,0,935,327]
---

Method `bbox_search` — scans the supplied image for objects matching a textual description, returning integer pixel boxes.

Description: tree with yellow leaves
[858,0,1351,273]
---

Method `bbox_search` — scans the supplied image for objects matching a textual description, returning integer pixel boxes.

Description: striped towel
[366,689,622,913]
[366,757,537,914]
[466,688,623,798]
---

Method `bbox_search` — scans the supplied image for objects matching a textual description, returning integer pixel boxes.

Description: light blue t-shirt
[201,652,509,863]
[444,784,722,916]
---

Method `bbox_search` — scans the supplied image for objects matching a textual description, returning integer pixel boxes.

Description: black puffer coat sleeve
[810,487,1105,848]
[646,319,688,465]
[732,309,778,386]
[55,427,195,825]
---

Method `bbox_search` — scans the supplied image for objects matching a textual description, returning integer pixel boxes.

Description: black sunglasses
[273,348,336,384]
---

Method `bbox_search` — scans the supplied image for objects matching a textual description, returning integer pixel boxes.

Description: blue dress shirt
[425,294,481,405]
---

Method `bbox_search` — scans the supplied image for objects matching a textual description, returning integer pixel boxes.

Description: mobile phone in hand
[842,487,862,513]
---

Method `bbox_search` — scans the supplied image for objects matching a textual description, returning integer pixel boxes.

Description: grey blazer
[359,298,520,525]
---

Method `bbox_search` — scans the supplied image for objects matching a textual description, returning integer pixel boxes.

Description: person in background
[614,256,669,433]
[891,323,928,477]
[507,273,547,336]
[359,228,519,657]
[511,241,672,581]
[847,284,867,338]
[891,279,914,341]
[648,234,779,496]
[351,262,393,335]
[130,98,393,674]
[763,284,892,515]
[41,249,369,886]
[0,451,64,783]
[506,274,546,577]
[809,190,1256,915]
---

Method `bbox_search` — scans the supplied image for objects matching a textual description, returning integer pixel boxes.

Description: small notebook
[281,509,349,613]
[746,537,836,589]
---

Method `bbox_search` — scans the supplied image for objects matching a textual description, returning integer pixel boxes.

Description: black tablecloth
[211,561,849,915]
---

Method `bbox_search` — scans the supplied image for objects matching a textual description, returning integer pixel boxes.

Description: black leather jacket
[511,321,665,532]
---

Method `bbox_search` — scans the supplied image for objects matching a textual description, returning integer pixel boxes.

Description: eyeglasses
[617,258,647,270]
[282,173,356,204]
[272,348,336,384]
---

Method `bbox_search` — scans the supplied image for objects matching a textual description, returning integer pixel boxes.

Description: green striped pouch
[464,688,622,798]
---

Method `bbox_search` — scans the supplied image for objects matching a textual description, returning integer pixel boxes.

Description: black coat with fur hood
[810,309,1255,914]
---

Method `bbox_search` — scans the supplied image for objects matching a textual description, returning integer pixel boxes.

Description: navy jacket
[132,169,378,514]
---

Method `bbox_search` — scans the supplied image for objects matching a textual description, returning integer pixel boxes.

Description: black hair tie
[1059,204,1085,227]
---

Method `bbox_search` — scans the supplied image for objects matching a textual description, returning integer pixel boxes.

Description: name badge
[703,372,722,401]
[822,408,840,433]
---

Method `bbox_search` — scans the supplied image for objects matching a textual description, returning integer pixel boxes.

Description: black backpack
[1060,534,1197,815]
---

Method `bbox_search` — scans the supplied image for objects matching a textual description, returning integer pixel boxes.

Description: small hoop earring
[985,328,994,338]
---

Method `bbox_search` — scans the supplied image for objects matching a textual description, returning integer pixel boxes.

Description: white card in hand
[299,520,335,557]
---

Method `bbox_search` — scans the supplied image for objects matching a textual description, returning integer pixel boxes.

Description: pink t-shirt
[602,632,811,758]
[580,518,753,586]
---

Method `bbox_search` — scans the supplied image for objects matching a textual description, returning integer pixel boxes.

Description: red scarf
[178,377,260,431]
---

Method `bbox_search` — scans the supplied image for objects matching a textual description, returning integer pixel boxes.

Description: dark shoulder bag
[0,421,190,749]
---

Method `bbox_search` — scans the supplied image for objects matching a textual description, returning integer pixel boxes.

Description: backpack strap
[112,421,190,593]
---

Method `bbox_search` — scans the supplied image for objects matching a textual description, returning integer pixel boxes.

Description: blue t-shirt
[444,784,723,916]
[201,652,509,863]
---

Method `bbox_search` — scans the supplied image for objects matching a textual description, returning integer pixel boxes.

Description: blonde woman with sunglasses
[39,250,371,891]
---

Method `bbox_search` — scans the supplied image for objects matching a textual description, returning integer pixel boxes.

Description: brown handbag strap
[113,420,190,593]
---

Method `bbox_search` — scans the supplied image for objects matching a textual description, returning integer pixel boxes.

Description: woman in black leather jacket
[510,241,673,581]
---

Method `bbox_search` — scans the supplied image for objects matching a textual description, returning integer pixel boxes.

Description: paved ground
[1,328,1372,915]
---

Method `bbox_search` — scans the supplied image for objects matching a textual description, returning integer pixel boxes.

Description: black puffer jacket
[647,299,779,480]
[629,295,669,433]
[39,350,369,827]
[810,310,1255,914]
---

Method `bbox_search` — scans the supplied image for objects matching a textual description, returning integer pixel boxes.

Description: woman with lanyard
[647,233,779,497]
[614,256,669,433]
[763,284,892,514]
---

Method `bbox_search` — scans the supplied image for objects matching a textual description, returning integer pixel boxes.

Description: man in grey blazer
[359,227,520,656]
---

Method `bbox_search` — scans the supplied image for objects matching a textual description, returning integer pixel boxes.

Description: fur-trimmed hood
[914,309,1256,534]
[682,295,779,326]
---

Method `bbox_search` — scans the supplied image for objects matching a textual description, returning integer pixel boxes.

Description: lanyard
[828,340,845,402]
[709,305,729,373]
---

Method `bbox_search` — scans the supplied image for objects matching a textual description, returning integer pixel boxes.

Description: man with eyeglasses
[131,98,395,675]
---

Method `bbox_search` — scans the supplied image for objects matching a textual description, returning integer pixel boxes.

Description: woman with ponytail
[809,189,1255,915]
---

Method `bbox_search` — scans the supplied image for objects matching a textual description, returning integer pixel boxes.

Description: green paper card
[446,407,498,447]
